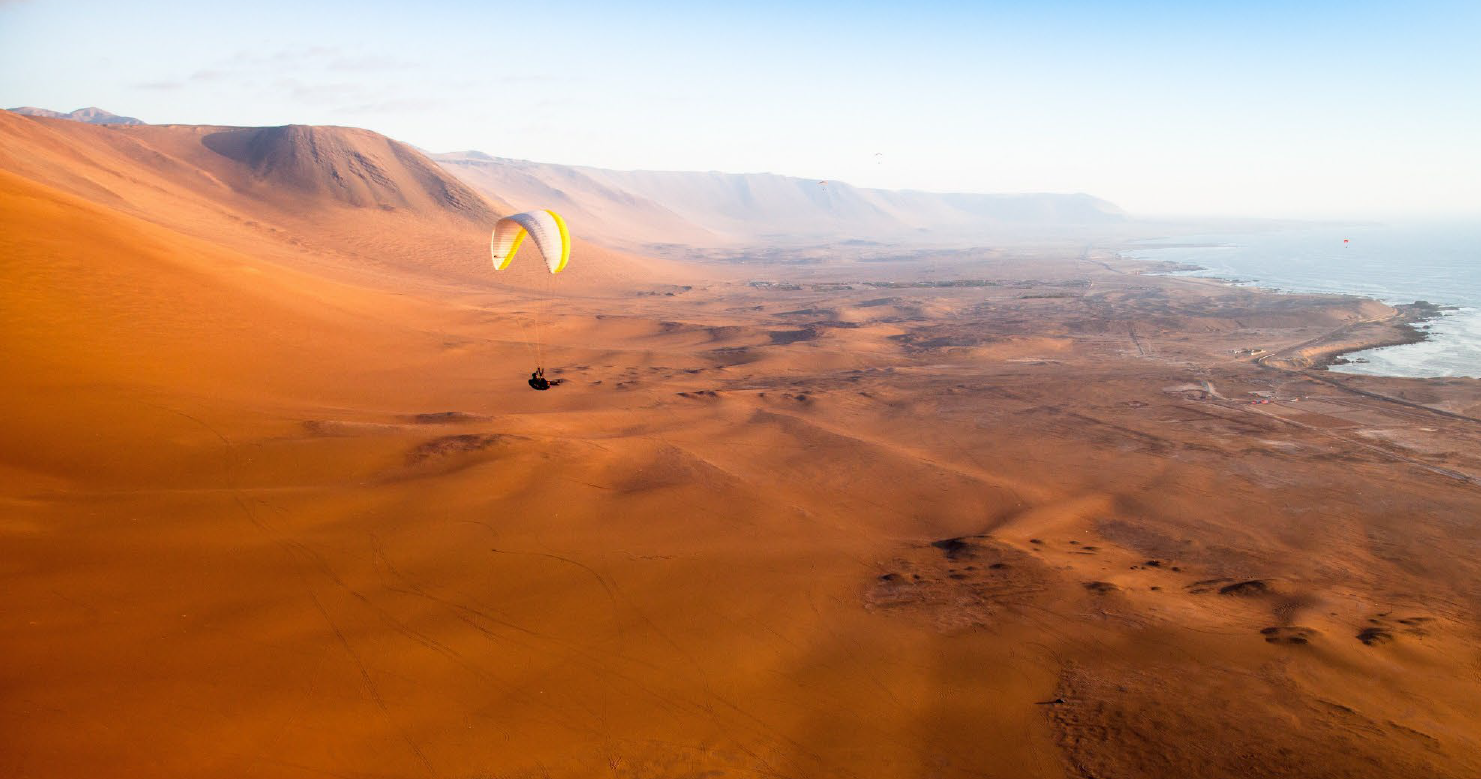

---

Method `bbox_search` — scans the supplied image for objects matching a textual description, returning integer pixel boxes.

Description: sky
[2,0,1478,219]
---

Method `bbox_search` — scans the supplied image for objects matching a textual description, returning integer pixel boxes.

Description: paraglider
[491,210,571,388]
[491,210,570,274]
[1343,238,1350,247]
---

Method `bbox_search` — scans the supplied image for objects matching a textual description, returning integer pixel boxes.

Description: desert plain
[3,109,1481,778]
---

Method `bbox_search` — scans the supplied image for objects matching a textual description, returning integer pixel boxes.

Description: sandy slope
[3,110,1481,779]
[0,112,687,294]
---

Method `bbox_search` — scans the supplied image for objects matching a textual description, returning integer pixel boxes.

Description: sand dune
[197,124,498,219]
[3,110,1481,778]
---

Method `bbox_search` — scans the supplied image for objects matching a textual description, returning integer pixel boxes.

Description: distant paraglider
[491,210,572,388]
[1343,238,1350,248]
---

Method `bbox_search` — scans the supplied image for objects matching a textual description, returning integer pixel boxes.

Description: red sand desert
[3,110,1481,778]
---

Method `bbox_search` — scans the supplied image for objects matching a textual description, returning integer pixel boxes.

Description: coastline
[1258,301,1440,371]
[1132,256,1446,373]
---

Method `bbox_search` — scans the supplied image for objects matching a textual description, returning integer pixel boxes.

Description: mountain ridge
[7,106,145,125]
[434,151,1127,249]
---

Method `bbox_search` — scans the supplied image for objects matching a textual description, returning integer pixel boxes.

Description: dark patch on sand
[867,537,1050,631]
[1218,580,1271,597]
[768,328,819,345]
[931,537,975,560]
[1357,627,1395,646]
[406,434,516,465]
[407,411,487,424]
[1261,625,1317,645]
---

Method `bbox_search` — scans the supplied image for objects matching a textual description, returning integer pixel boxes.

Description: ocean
[1124,222,1481,378]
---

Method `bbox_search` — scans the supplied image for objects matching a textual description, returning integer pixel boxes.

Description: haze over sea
[1127,223,1481,378]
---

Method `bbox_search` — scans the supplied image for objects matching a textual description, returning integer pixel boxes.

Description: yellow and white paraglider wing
[490,210,571,274]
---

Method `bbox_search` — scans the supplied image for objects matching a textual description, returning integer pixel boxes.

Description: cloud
[228,45,342,66]
[271,78,368,102]
[266,78,450,115]
[331,96,449,115]
[444,74,575,90]
[131,68,234,91]
[132,48,408,98]
[122,45,448,114]
[326,54,416,72]
[497,74,565,84]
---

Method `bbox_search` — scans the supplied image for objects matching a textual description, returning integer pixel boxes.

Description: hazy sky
[2,0,1477,219]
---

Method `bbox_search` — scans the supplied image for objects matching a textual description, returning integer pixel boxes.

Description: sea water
[1125,223,1481,378]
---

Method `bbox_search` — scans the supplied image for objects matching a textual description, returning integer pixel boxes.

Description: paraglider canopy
[491,210,571,274]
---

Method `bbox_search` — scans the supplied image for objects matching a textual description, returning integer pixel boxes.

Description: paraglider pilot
[528,367,563,391]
